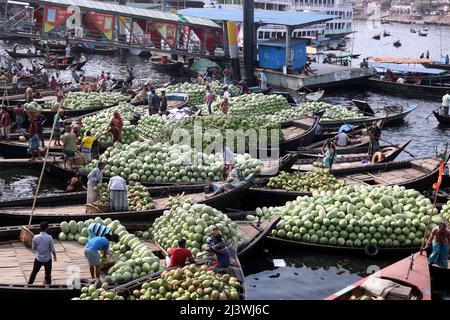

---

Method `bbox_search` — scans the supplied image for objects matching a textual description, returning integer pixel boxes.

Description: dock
[261,63,376,91]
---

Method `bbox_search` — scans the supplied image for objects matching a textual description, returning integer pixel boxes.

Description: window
[259,31,263,39]
[264,32,270,39]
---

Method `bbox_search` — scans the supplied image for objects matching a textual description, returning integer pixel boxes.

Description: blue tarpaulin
[369,62,446,75]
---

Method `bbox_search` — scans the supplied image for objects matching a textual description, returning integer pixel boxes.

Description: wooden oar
[426,107,441,120]
[379,137,415,158]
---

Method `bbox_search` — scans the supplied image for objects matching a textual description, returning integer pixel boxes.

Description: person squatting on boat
[84,233,118,282]
[66,172,86,192]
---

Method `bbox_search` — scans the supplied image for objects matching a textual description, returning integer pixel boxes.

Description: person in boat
[28,221,57,285]
[84,233,117,282]
[11,71,18,89]
[322,138,337,170]
[25,84,33,103]
[108,174,129,212]
[52,109,64,146]
[126,67,134,85]
[426,50,430,59]
[108,111,123,143]
[61,126,77,170]
[80,131,96,163]
[160,90,168,115]
[259,71,268,91]
[13,104,24,131]
[65,45,71,58]
[442,90,450,116]
[166,238,195,268]
[396,75,406,84]
[206,233,231,273]
[223,67,232,85]
[196,73,205,85]
[0,107,11,142]
[79,53,87,64]
[35,113,46,148]
[445,54,449,65]
[28,117,41,161]
[207,165,244,198]
[368,121,382,156]
[49,76,57,90]
[423,222,450,269]
[205,85,215,115]
[66,173,86,192]
[149,88,160,115]
[87,223,118,241]
[305,62,314,74]
[386,70,394,81]
[413,73,422,85]
[87,162,105,205]
[221,86,230,114]
[12,43,18,53]
[240,80,251,94]
[420,53,425,59]
[132,86,147,104]
[0,72,7,81]
[334,131,352,147]
[359,58,369,68]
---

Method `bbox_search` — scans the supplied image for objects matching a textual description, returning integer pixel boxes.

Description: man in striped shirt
[88,223,118,241]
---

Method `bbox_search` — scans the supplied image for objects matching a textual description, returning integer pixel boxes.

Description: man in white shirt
[442,90,450,116]
[108,175,128,212]
[396,76,406,84]
[11,72,18,88]
[334,131,351,147]
[65,45,71,58]
[79,53,86,63]
[260,71,268,90]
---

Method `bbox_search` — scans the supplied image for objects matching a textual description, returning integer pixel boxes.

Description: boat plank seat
[0,240,92,284]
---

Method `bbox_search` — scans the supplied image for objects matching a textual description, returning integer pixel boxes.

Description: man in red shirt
[167,239,195,269]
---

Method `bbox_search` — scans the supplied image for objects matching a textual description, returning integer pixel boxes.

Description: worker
[66,173,86,192]
[334,131,351,147]
[259,71,268,91]
[108,112,123,143]
[166,238,195,268]
[61,126,77,170]
[368,121,382,156]
[207,233,230,273]
[80,131,96,163]
[28,221,57,285]
[160,90,168,115]
[150,89,160,115]
[442,90,450,116]
[87,222,116,240]
[221,86,230,114]
[52,109,64,146]
[207,165,245,198]
[396,75,406,84]
[13,104,24,131]
[423,222,450,269]
[359,58,368,68]
[79,53,87,63]
[445,54,449,65]
[205,85,215,115]
[84,233,118,282]
[28,116,41,161]
[223,67,232,84]
[322,138,337,169]
[108,175,129,212]
[86,162,105,205]
[0,107,11,142]
[65,45,71,58]
[25,84,33,103]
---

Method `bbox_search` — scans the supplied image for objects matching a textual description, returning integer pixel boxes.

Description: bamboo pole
[27,107,60,226]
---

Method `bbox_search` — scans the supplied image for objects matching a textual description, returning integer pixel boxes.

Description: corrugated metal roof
[31,0,221,28]
[258,40,306,48]
[178,7,336,27]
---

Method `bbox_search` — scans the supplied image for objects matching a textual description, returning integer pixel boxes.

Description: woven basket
[85,203,110,214]
[19,226,34,247]
[99,252,116,271]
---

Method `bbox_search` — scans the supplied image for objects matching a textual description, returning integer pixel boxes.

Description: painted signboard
[44,5,73,32]
[88,12,114,40]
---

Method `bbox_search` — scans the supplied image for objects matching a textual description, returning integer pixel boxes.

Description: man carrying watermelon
[84,233,117,282]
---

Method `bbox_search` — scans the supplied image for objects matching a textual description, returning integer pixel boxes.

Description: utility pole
[243,0,255,84]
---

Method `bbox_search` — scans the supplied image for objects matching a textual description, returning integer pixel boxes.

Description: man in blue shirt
[28,221,57,284]
[208,234,230,273]
[84,233,116,281]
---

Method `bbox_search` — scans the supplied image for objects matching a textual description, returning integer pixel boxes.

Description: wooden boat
[279,116,320,152]
[410,28,417,33]
[422,62,450,71]
[79,45,117,55]
[249,86,273,95]
[31,39,69,50]
[393,40,402,47]
[383,30,391,37]
[0,136,63,159]
[319,104,417,130]
[325,252,431,300]
[418,30,428,37]
[291,140,411,172]
[112,243,247,300]
[335,156,443,191]
[259,153,300,177]
[272,91,297,106]
[433,108,450,125]
[2,89,57,104]
[296,133,370,155]
[5,49,44,58]
[0,175,255,226]
[306,90,325,102]
[149,57,183,73]
[373,34,381,40]
[367,78,450,100]
[39,60,87,71]
[428,256,450,288]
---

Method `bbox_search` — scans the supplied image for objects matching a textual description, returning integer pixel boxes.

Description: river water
[0,22,449,299]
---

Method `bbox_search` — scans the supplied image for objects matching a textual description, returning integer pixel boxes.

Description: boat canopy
[368,57,432,64]
[370,62,447,75]
[320,50,353,58]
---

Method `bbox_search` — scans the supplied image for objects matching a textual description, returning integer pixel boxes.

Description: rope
[28,108,58,226]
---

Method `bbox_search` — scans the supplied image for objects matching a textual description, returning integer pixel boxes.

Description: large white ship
[201,0,354,42]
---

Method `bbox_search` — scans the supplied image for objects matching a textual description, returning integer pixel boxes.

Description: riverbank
[355,14,450,26]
